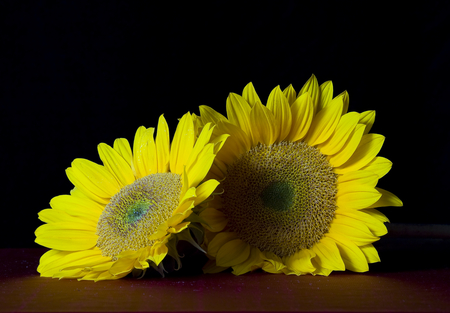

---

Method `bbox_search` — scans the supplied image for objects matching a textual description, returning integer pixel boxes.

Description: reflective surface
[1,243,449,312]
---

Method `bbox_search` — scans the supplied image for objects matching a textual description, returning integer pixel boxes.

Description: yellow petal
[242,82,261,107]
[167,221,190,233]
[64,174,107,205]
[336,90,349,115]
[148,223,169,240]
[146,130,158,175]
[135,247,152,270]
[285,249,316,274]
[286,92,313,142]
[367,187,403,208]
[359,110,375,134]
[98,143,135,187]
[231,246,264,275]
[179,183,196,206]
[50,194,103,221]
[113,138,132,168]
[262,262,284,274]
[226,93,253,140]
[192,113,203,128]
[38,250,71,276]
[67,158,120,201]
[360,244,380,263]
[336,185,382,210]
[311,237,345,271]
[155,115,170,173]
[266,85,292,141]
[35,223,97,251]
[199,207,228,232]
[109,257,135,276]
[179,185,196,207]
[194,179,220,206]
[185,124,216,186]
[171,200,194,219]
[179,185,197,208]
[262,251,285,273]
[336,134,385,175]
[338,170,379,189]
[115,248,142,260]
[249,101,277,146]
[170,113,195,175]
[208,232,238,258]
[335,208,387,237]
[311,266,332,276]
[144,128,157,175]
[214,147,235,171]
[96,271,128,281]
[319,80,333,110]
[180,166,190,201]
[325,233,369,272]
[53,268,87,279]
[77,271,101,281]
[132,126,155,178]
[186,147,216,188]
[304,96,343,146]
[69,187,89,199]
[208,158,227,180]
[317,112,360,155]
[360,156,392,179]
[185,123,214,172]
[38,209,97,227]
[56,250,111,271]
[361,208,390,223]
[330,216,380,246]
[216,120,251,159]
[211,133,229,155]
[199,105,228,125]
[216,239,251,268]
[342,134,385,171]
[90,261,117,272]
[298,74,320,114]
[37,249,68,277]
[148,241,169,266]
[337,172,380,203]
[327,124,365,168]
[282,84,297,105]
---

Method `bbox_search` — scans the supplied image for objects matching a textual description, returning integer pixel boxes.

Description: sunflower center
[124,202,151,224]
[96,172,182,260]
[260,181,295,212]
[221,141,338,258]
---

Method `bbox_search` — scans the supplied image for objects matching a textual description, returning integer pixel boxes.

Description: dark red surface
[1,247,449,312]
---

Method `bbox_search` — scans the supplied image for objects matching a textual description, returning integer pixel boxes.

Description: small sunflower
[194,75,403,276]
[35,113,228,281]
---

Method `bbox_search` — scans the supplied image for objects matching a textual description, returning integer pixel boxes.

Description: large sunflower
[194,75,403,276]
[35,113,227,281]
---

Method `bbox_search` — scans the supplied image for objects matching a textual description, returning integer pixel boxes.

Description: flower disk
[97,173,182,260]
[222,141,337,258]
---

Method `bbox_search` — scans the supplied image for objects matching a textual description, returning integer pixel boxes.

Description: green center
[124,201,152,224]
[260,181,295,212]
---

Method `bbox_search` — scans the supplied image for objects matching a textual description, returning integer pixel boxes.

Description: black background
[1,1,449,249]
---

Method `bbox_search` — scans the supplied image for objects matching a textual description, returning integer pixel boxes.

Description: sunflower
[194,75,403,276]
[35,113,228,281]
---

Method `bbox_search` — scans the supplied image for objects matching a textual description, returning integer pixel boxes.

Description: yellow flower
[194,75,403,276]
[35,113,228,281]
